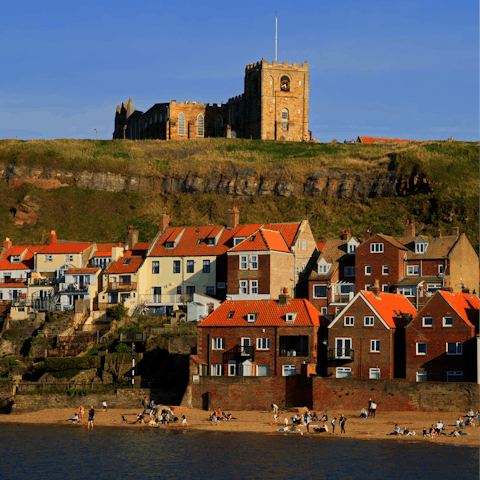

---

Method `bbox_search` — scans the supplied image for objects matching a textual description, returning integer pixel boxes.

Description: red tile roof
[0,283,27,288]
[65,268,101,274]
[362,291,417,328]
[94,243,123,257]
[317,242,326,253]
[0,245,42,271]
[234,225,263,238]
[105,256,143,274]
[198,299,323,327]
[229,229,290,253]
[39,242,92,254]
[357,136,421,144]
[264,223,300,248]
[438,291,479,327]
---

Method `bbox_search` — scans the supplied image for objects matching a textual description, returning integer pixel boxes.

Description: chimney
[3,237,12,250]
[340,229,351,241]
[49,230,57,244]
[451,227,459,237]
[159,213,170,233]
[226,207,240,230]
[403,220,415,238]
[365,230,371,241]
[371,279,380,297]
[111,246,123,261]
[278,287,290,306]
[435,229,442,238]
[124,225,139,251]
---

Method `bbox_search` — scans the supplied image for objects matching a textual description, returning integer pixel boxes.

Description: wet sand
[1,407,478,447]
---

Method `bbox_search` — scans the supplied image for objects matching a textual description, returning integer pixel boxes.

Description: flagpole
[275,12,278,61]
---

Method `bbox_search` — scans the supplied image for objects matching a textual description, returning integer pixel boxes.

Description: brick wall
[227,253,270,296]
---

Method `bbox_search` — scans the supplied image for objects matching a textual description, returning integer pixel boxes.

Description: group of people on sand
[208,408,233,424]
[67,404,95,429]
[275,408,347,435]
[391,424,417,436]
[137,397,186,427]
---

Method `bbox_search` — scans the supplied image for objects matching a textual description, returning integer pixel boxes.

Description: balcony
[223,345,255,363]
[139,294,185,305]
[327,347,355,364]
[107,282,137,292]
[58,284,89,294]
[29,277,55,286]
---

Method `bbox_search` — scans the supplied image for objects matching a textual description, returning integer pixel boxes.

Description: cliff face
[0,163,431,199]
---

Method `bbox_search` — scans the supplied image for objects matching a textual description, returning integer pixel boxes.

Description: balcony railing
[223,345,255,363]
[327,348,355,362]
[107,282,137,291]
[58,284,89,294]
[29,277,55,286]
[139,294,185,305]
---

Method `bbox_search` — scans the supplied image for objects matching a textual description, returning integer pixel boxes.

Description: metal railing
[223,344,254,363]
[107,282,137,291]
[139,294,184,304]
[327,348,355,361]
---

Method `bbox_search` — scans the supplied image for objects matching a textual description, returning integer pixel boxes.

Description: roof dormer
[247,313,259,323]
[414,236,429,254]
[317,258,331,274]
[347,237,359,254]
[285,312,297,323]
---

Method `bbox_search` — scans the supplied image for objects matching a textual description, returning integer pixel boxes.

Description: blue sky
[1,0,478,141]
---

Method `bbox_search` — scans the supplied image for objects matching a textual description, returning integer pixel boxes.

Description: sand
[0,407,478,447]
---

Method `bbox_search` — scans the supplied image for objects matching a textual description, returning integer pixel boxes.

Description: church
[113,58,309,142]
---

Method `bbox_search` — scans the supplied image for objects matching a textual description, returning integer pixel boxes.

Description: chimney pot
[403,221,415,238]
[49,230,57,244]
[3,237,12,250]
[227,207,240,230]
[159,213,170,233]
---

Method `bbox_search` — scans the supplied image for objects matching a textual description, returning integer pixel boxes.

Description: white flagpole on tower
[275,12,278,61]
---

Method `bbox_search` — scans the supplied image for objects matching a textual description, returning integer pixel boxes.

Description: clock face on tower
[280,76,290,92]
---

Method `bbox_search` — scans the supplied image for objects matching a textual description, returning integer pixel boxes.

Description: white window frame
[443,316,454,327]
[302,239,306,250]
[364,316,374,326]
[382,265,389,275]
[196,113,204,137]
[369,368,380,379]
[282,365,296,376]
[285,313,296,323]
[249,255,258,270]
[438,264,444,275]
[416,342,427,355]
[249,280,258,295]
[382,284,389,292]
[302,263,306,273]
[240,255,248,270]
[422,317,433,327]
[407,265,420,275]
[415,242,427,254]
[370,243,384,253]
[256,337,271,350]
[228,360,236,376]
[320,307,328,315]
[178,112,186,136]
[318,264,330,274]
[295,266,300,275]
[247,313,257,323]
[11,255,20,263]
[365,266,372,275]
[65,254,73,262]
[370,339,381,353]
[416,371,427,382]
[365,284,371,291]
[45,255,53,262]
[336,367,351,378]
[239,280,248,295]
[211,364,223,376]
[212,338,225,350]
[344,316,354,326]
[446,342,462,355]
[256,365,270,377]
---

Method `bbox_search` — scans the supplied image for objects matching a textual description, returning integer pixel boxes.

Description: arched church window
[215,115,223,137]
[280,76,290,92]
[178,113,186,136]
[197,114,204,137]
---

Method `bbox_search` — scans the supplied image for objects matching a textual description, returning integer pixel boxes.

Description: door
[228,361,236,376]
[241,337,251,356]
[242,359,253,376]
[335,338,352,358]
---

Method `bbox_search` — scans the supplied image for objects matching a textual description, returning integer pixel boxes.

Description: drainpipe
[274,326,277,376]
[207,333,211,375]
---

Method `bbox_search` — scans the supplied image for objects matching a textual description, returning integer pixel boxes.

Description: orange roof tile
[438,291,479,327]
[358,136,421,144]
[65,268,101,274]
[198,299,323,327]
[105,256,143,274]
[0,245,42,271]
[39,242,92,254]
[94,243,123,257]
[317,242,326,253]
[264,223,300,248]
[234,225,263,238]
[362,291,417,328]
[0,283,27,288]
[229,229,291,253]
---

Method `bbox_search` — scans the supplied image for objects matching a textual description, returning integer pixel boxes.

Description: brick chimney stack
[451,227,459,237]
[49,230,57,244]
[3,237,12,250]
[226,207,240,230]
[124,225,139,252]
[371,279,380,297]
[340,229,351,241]
[278,287,290,306]
[435,229,442,238]
[159,213,170,233]
[365,230,371,241]
[403,219,415,238]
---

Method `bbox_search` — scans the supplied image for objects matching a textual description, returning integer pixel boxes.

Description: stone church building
[113,58,309,142]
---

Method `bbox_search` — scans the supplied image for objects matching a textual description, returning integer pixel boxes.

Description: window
[211,364,223,376]
[398,286,416,296]
[215,115,223,137]
[348,244,356,254]
[186,286,195,296]
[250,280,258,294]
[336,367,351,378]
[178,113,186,136]
[45,255,53,262]
[321,307,328,315]
[249,255,258,270]
[446,371,463,382]
[119,275,131,283]
[256,337,271,350]
[318,264,330,274]
[123,258,131,265]
[206,286,214,295]
[370,340,381,353]
[196,114,204,137]
[281,109,289,129]
[240,255,248,270]
[285,313,297,323]
[282,365,296,376]
[438,265,444,275]
[227,311,234,318]
[364,316,374,326]
[416,342,427,355]
[382,265,389,275]
[365,266,372,275]
[212,338,225,350]
[295,266,300,275]
[407,265,420,275]
[382,284,389,292]
[256,365,270,376]
[249,236,256,242]
[247,313,258,323]
[228,361,236,376]
[369,368,380,379]
[302,239,306,250]
[10,255,20,263]
[186,260,194,273]
[446,342,462,355]
[370,243,384,253]
[196,239,203,245]
[297,239,301,250]
[65,254,74,262]
[166,241,174,248]
[302,263,306,273]
[422,317,433,327]
[233,237,244,246]
[313,285,327,298]
[206,238,215,246]
[416,371,427,382]
[415,242,427,254]
[344,266,355,277]
[217,282,226,289]
[203,260,210,273]
[344,316,354,326]
[427,284,441,295]
[443,316,453,327]
[152,261,160,274]
[239,280,248,295]
[176,286,182,294]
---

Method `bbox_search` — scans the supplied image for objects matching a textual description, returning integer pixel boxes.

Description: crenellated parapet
[245,58,308,73]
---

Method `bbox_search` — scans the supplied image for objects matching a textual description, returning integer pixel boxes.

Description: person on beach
[182,414,187,426]
[273,412,279,423]
[368,398,373,416]
[102,401,107,412]
[320,412,328,422]
[78,405,85,421]
[284,417,289,427]
[87,406,95,430]
[271,404,279,414]
[68,413,79,423]
[340,415,347,434]
[422,426,427,437]
[331,417,336,434]
[360,408,368,418]
[142,397,148,415]
[149,399,156,416]
[370,401,377,418]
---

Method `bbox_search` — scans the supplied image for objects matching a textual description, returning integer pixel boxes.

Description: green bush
[107,304,128,321]
[115,343,132,353]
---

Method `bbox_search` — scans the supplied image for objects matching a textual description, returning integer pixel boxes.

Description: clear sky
[1,0,478,142]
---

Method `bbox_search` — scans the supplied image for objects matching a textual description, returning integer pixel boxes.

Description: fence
[16,382,118,394]
[46,348,83,357]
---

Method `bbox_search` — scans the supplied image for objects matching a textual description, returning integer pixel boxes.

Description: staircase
[131,299,146,317]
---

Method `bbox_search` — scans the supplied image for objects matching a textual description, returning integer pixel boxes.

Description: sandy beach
[0,407,478,447]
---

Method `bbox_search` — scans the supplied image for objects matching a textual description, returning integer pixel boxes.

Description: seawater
[0,424,477,480]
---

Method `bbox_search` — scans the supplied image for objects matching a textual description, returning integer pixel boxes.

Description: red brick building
[327,286,417,379]
[405,290,479,382]
[197,292,326,377]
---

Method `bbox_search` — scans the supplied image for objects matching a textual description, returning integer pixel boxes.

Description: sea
[0,424,477,480]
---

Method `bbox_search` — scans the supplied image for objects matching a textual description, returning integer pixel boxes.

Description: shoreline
[1,408,478,447]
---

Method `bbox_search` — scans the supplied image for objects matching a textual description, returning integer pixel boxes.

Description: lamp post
[131,343,136,388]
[94,128,99,140]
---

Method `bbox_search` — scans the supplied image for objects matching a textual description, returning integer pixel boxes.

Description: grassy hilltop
[0,138,478,250]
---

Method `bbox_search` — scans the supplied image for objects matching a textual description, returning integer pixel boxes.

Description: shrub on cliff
[107,304,128,321]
